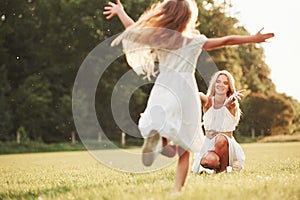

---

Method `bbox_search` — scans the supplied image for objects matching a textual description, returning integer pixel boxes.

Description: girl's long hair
[112,0,200,79]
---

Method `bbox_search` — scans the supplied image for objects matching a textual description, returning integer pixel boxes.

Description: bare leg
[200,151,220,170]
[142,130,160,166]
[161,137,177,158]
[173,147,189,193]
[214,135,229,172]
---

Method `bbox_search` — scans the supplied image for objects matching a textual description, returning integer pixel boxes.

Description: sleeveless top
[203,97,239,132]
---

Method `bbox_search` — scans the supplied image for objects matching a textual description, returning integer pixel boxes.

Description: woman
[192,70,246,174]
[103,0,274,192]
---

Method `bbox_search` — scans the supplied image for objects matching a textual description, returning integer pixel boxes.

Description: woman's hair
[112,0,200,79]
[206,70,242,120]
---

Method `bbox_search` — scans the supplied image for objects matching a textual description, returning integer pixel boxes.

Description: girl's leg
[173,147,189,192]
[161,137,177,158]
[142,132,177,166]
[142,130,160,166]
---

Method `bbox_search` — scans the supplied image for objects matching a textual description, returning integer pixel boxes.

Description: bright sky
[222,0,300,101]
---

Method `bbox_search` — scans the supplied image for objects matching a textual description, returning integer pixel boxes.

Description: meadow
[0,142,299,200]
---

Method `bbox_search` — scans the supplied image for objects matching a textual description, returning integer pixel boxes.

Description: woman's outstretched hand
[227,89,246,106]
[254,27,275,42]
[103,0,124,19]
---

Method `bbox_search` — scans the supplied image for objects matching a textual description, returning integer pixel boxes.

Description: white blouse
[203,97,239,132]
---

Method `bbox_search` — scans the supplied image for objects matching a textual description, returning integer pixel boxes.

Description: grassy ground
[0,142,299,200]
[0,140,120,155]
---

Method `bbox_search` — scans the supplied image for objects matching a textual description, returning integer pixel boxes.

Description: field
[0,142,299,200]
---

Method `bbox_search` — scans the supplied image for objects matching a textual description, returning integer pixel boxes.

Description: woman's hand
[103,0,124,19]
[226,89,246,106]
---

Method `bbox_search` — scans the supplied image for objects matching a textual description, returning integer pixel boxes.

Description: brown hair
[112,0,200,79]
[113,0,200,49]
[205,70,241,120]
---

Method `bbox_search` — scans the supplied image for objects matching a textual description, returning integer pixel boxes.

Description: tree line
[0,0,299,143]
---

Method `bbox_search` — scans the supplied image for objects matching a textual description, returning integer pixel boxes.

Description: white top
[134,34,208,152]
[203,97,239,132]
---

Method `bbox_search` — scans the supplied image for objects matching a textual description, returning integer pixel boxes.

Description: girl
[104,0,274,192]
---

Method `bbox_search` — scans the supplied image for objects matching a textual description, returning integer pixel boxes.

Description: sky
[220,0,300,101]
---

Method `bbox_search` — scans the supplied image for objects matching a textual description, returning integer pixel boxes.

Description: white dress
[137,35,208,152]
[191,97,246,172]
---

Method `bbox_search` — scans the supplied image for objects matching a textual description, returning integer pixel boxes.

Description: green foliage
[14,75,53,140]
[0,66,13,141]
[17,126,30,144]
[239,92,294,136]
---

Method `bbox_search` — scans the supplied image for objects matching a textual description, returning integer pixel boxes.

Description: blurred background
[0,0,299,154]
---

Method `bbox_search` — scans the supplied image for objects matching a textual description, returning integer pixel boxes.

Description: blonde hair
[112,0,200,79]
[206,70,241,120]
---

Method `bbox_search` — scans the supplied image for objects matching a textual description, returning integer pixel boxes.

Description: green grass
[0,142,299,200]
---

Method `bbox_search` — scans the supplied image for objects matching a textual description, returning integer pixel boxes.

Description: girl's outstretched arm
[103,0,135,28]
[203,28,275,50]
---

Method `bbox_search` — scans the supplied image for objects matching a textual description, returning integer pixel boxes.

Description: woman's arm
[199,92,208,106]
[203,28,274,50]
[103,0,135,28]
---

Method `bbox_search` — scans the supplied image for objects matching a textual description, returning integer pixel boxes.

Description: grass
[0,142,299,200]
[257,134,300,143]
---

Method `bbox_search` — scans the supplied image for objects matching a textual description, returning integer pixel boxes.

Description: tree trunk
[121,132,126,146]
[16,130,20,144]
[251,128,255,139]
[71,131,76,144]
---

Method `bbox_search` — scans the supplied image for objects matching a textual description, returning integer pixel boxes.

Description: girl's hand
[254,27,275,42]
[103,0,124,19]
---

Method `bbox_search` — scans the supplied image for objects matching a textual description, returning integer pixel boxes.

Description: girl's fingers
[103,11,111,15]
[265,33,275,38]
[106,14,114,19]
[104,6,112,11]
[108,2,116,6]
[257,27,264,34]
[103,9,114,16]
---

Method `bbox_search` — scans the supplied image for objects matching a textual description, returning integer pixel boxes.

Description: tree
[1,0,299,143]
[0,66,13,141]
[239,92,294,136]
[13,75,52,141]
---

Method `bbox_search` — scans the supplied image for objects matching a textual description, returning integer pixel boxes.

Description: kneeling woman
[192,70,245,173]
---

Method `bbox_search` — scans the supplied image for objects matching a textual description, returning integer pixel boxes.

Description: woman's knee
[200,151,220,169]
[215,135,228,150]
